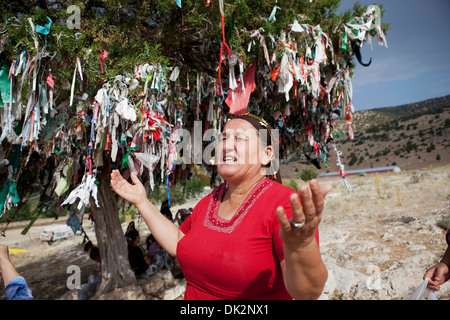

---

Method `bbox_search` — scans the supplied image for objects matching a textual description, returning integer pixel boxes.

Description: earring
[270,159,277,180]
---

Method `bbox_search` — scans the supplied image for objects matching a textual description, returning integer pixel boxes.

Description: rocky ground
[318,165,450,299]
[1,166,449,300]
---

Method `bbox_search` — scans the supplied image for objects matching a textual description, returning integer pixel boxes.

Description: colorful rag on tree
[0,3,387,218]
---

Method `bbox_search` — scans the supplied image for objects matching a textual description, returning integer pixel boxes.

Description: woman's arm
[276,179,331,299]
[280,240,328,300]
[110,170,183,257]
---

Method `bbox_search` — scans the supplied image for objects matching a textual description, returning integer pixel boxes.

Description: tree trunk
[89,154,144,299]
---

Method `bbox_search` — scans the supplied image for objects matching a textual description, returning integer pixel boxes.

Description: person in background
[424,229,450,291]
[160,199,173,221]
[0,244,34,300]
[78,242,102,300]
[145,234,175,273]
[126,223,153,278]
[175,208,193,226]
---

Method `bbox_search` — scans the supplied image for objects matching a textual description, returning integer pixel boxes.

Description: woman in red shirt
[111,113,331,299]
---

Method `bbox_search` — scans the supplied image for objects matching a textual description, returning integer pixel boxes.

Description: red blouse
[177,178,319,300]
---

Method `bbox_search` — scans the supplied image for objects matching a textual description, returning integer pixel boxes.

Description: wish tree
[0,0,388,297]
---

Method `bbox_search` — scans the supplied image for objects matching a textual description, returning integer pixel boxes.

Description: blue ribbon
[20,106,35,151]
[166,174,171,206]
[89,115,95,157]
[35,17,52,35]
[21,50,26,74]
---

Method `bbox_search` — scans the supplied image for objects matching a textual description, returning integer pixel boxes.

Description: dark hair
[89,246,101,261]
[126,229,140,244]
[161,199,170,207]
[231,113,282,183]
[177,208,192,223]
[125,221,139,245]
[233,113,273,146]
[84,240,94,252]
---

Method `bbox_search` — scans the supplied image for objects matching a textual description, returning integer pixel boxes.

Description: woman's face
[216,119,272,184]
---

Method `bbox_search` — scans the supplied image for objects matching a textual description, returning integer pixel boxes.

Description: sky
[337,0,450,111]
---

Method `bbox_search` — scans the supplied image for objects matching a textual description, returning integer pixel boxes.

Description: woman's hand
[276,179,332,250]
[110,169,147,206]
[276,179,331,299]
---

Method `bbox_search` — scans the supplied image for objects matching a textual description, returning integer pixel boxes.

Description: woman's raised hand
[276,179,332,249]
[110,169,147,206]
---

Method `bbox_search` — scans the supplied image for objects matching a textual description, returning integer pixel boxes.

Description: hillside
[280,95,450,179]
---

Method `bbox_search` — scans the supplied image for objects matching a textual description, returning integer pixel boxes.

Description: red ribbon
[99,49,108,74]
[86,155,93,175]
[47,73,55,88]
[218,14,232,96]
[146,113,167,141]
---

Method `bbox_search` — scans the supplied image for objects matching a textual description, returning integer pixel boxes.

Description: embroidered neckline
[203,178,273,233]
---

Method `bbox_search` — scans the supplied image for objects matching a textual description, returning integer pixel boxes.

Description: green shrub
[147,184,163,203]
[426,142,435,153]
[437,214,450,230]
[348,152,358,166]
[184,177,205,199]
[300,168,318,182]
[285,179,299,193]
[147,182,186,206]
[164,183,186,206]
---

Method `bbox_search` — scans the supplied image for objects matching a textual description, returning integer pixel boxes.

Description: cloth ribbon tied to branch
[35,17,52,35]
[0,180,20,218]
[61,174,100,210]
[217,0,232,96]
[122,146,142,169]
[98,49,108,74]
[334,145,352,195]
[146,112,168,141]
